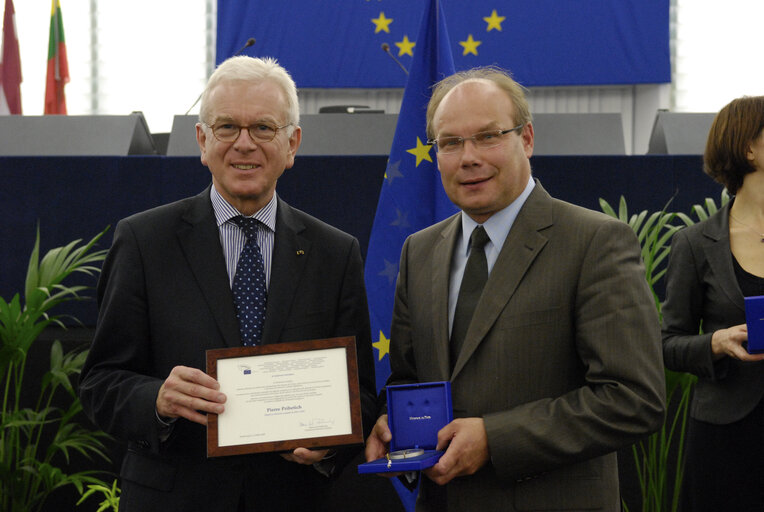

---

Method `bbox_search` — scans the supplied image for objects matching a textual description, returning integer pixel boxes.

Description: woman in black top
[662,96,764,511]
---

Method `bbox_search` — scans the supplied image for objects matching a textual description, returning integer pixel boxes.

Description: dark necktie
[450,225,490,369]
[231,216,267,346]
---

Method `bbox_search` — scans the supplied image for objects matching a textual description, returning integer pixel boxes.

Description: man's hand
[424,418,490,486]
[364,414,405,477]
[156,365,226,425]
[365,414,391,462]
[281,448,330,465]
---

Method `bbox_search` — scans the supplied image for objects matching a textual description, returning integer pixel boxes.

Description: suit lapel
[261,198,310,344]
[451,184,553,379]
[432,215,460,379]
[703,203,745,313]
[178,187,241,348]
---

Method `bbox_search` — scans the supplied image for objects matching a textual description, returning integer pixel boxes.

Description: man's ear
[521,122,535,158]
[196,123,208,166]
[285,125,302,169]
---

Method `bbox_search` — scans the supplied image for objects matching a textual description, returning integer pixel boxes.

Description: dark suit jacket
[79,186,376,512]
[662,201,764,424]
[387,182,665,511]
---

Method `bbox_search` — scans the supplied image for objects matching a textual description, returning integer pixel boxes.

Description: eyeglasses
[427,124,524,154]
[204,121,292,143]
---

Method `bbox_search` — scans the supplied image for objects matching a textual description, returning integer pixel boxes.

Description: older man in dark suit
[79,56,376,511]
[365,67,666,511]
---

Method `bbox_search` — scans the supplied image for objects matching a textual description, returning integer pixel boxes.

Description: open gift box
[358,381,452,473]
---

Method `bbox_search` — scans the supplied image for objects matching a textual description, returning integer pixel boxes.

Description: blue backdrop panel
[0,155,720,328]
[216,0,670,87]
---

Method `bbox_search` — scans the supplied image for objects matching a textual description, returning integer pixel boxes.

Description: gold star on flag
[459,34,482,56]
[372,330,390,361]
[484,10,506,31]
[395,35,416,57]
[406,137,433,166]
[371,12,393,34]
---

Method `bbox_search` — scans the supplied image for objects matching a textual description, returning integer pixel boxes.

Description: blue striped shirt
[210,186,276,289]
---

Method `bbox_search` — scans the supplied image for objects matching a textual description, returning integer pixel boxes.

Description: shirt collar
[210,185,278,233]
[459,176,535,255]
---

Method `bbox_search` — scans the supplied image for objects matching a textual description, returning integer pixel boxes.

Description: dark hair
[704,96,764,195]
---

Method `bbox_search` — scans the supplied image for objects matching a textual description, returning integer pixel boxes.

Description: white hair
[199,55,300,132]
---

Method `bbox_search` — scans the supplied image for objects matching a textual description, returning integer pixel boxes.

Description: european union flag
[217,0,669,87]
[364,3,457,507]
[364,0,457,394]
[365,7,457,510]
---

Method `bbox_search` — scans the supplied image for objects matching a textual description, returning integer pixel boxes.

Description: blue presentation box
[358,381,453,474]
[745,295,764,354]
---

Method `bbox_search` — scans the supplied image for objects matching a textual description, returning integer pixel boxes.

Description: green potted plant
[76,479,120,512]
[0,227,116,512]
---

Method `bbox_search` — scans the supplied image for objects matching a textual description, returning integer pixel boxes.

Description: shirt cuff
[155,409,177,442]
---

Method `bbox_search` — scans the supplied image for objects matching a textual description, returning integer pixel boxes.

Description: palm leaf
[2,226,113,512]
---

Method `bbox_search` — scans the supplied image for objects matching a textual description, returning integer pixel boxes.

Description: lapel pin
[296,250,305,256]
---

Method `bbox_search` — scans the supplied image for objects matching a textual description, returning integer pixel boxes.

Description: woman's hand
[711,324,764,361]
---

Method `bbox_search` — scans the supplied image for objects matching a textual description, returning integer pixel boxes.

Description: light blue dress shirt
[447,176,535,334]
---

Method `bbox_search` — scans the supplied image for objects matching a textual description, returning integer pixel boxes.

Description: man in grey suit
[365,67,665,511]
[79,56,376,511]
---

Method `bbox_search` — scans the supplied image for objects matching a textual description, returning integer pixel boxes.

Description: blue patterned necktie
[231,216,267,346]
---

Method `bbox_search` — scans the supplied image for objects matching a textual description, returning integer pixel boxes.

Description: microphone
[185,38,257,115]
[238,38,257,54]
[381,43,409,76]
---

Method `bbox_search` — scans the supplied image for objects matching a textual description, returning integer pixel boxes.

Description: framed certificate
[206,336,363,457]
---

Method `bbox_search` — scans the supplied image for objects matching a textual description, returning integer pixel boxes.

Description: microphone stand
[185,38,257,115]
[381,43,409,76]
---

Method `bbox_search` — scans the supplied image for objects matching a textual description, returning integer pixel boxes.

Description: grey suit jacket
[387,182,665,512]
[79,186,376,511]
[662,201,764,424]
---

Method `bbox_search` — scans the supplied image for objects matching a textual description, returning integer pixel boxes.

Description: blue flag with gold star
[365,4,457,509]
[364,0,457,394]
[216,0,669,87]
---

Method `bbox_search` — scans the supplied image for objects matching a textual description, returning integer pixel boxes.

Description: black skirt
[681,398,764,511]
